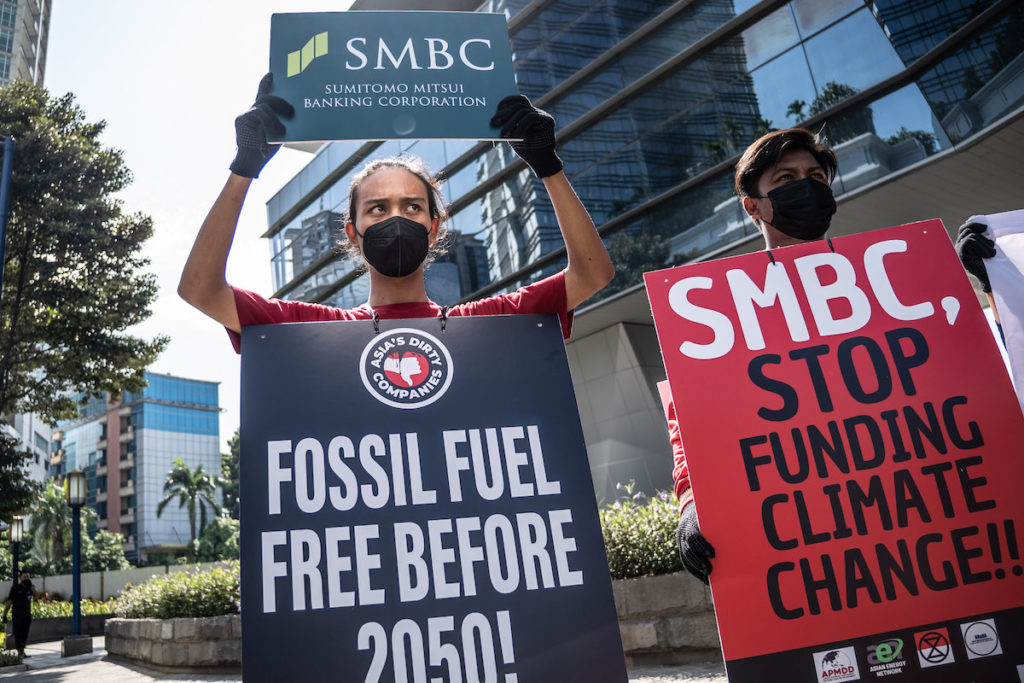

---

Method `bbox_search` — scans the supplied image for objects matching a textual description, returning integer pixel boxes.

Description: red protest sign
[645,221,1024,678]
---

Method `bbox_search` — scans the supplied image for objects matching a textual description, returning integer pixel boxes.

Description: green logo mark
[287,32,328,77]
[876,639,903,663]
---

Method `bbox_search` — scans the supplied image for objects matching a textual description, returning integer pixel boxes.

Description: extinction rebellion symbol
[359,327,453,409]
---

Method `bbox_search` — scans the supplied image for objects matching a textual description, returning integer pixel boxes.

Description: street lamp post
[65,471,86,637]
[61,472,91,657]
[8,516,23,580]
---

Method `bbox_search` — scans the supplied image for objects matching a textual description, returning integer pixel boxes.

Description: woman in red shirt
[179,74,613,347]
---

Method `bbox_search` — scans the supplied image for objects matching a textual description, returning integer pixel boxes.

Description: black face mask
[760,177,836,241]
[354,215,431,278]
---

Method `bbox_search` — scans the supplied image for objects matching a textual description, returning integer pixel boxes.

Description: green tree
[809,81,875,144]
[602,231,670,299]
[191,517,240,562]
[157,458,221,554]
[83,530,130,572]
[885,127,937,155]
[0,81,166,522]
[221,429,240,520]
[28,483,96,573]
[786,99,806,122]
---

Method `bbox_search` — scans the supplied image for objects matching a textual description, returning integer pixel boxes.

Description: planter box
[105,615,241,673]
[612,571,722,666]
[3,614,111,646]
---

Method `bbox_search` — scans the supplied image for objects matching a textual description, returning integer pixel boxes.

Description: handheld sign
[268,11,518,143]
[645,221,1024,682]
[239,315,627,683]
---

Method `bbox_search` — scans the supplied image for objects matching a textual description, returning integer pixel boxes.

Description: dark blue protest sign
[239,315,627,682]
[268,11,518,142]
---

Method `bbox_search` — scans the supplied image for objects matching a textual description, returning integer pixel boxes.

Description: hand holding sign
[230,72,295,178]
[955,221,996,293]
[491,95,563,178]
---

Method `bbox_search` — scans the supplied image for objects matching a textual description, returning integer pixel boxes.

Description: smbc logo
[287,32,328,77]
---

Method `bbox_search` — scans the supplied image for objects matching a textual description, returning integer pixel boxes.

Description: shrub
[31,597,118,619]
[600,483,683,580]
[114,561,240,619]
[0,648,21,667]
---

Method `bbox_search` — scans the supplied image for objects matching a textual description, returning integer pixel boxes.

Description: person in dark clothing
[2,571,39,657]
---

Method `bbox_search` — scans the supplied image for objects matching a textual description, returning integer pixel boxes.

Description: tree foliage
[28,482,96,574]
[83,530,131,572]
[191,517,240,562]
[601,230,671,299]
[0,81,166,520]
[221,429,240,520]
[157,457,221,552]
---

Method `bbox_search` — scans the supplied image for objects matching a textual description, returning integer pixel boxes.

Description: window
[0,5,14,30]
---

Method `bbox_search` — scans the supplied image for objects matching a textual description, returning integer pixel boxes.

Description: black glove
[955,221,996,293]
[491,95,564,178]
[230,73,294,178]
[677,503,715,584]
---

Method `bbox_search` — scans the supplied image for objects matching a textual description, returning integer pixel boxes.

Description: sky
[45,1,354,451]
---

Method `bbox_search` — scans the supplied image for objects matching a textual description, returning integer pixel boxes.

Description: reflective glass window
[802,9,905,106]
[791,0,863,38]
[914,8,1024,142]
[748,46,818,128]
[871,0,994,65]
[740,5,800,71]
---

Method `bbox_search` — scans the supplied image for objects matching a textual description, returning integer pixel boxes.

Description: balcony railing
[119,480,135,497]
[118,425,134,443]
[119,453,134,469]
[119,509,135,524]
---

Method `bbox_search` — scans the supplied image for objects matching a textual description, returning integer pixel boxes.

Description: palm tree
[29,483,96,573]
[156,458,221,553]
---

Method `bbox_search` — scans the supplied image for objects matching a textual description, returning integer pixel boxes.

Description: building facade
[1,412,49,484]
[262,0,1024,502]
[0,0,50,86]
[49,373,220,563]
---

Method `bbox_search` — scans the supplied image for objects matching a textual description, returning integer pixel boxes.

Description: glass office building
[0,0,50,86]
[49,373,220,562]
[263,0,1024,500]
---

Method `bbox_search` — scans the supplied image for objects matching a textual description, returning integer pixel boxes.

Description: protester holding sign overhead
[179,73,613,347]
[669,127,839,583]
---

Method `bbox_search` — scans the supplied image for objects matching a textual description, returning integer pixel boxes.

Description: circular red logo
[382,351,430,388]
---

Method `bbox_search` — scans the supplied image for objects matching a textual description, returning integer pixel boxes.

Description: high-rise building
[49,373,221,563]
[0,0,50,86]
[261,0,1024,501]
[1,412,49,484]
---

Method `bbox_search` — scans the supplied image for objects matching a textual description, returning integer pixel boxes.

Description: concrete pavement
[0,637,728,682]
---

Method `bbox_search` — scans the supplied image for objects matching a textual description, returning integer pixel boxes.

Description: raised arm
[492,96,614,310]
[178,73,293,332]
[543,172,614,309]
[179,176,250,332]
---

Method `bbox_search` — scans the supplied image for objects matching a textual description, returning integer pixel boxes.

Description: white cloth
[968,209,1024,417]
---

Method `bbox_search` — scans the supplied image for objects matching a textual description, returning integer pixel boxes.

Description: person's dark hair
[341,155,450,264]
[734,128,838,198]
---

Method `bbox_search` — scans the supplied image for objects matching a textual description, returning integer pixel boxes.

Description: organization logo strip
[724,605,1024,682]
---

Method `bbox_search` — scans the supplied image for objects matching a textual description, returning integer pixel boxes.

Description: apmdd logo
[287,31,328,77]
[960,619,1002,659]
[360,328,453,409]
[915,628,955,668]
[866,638,906,677]
[813,647,861,683]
